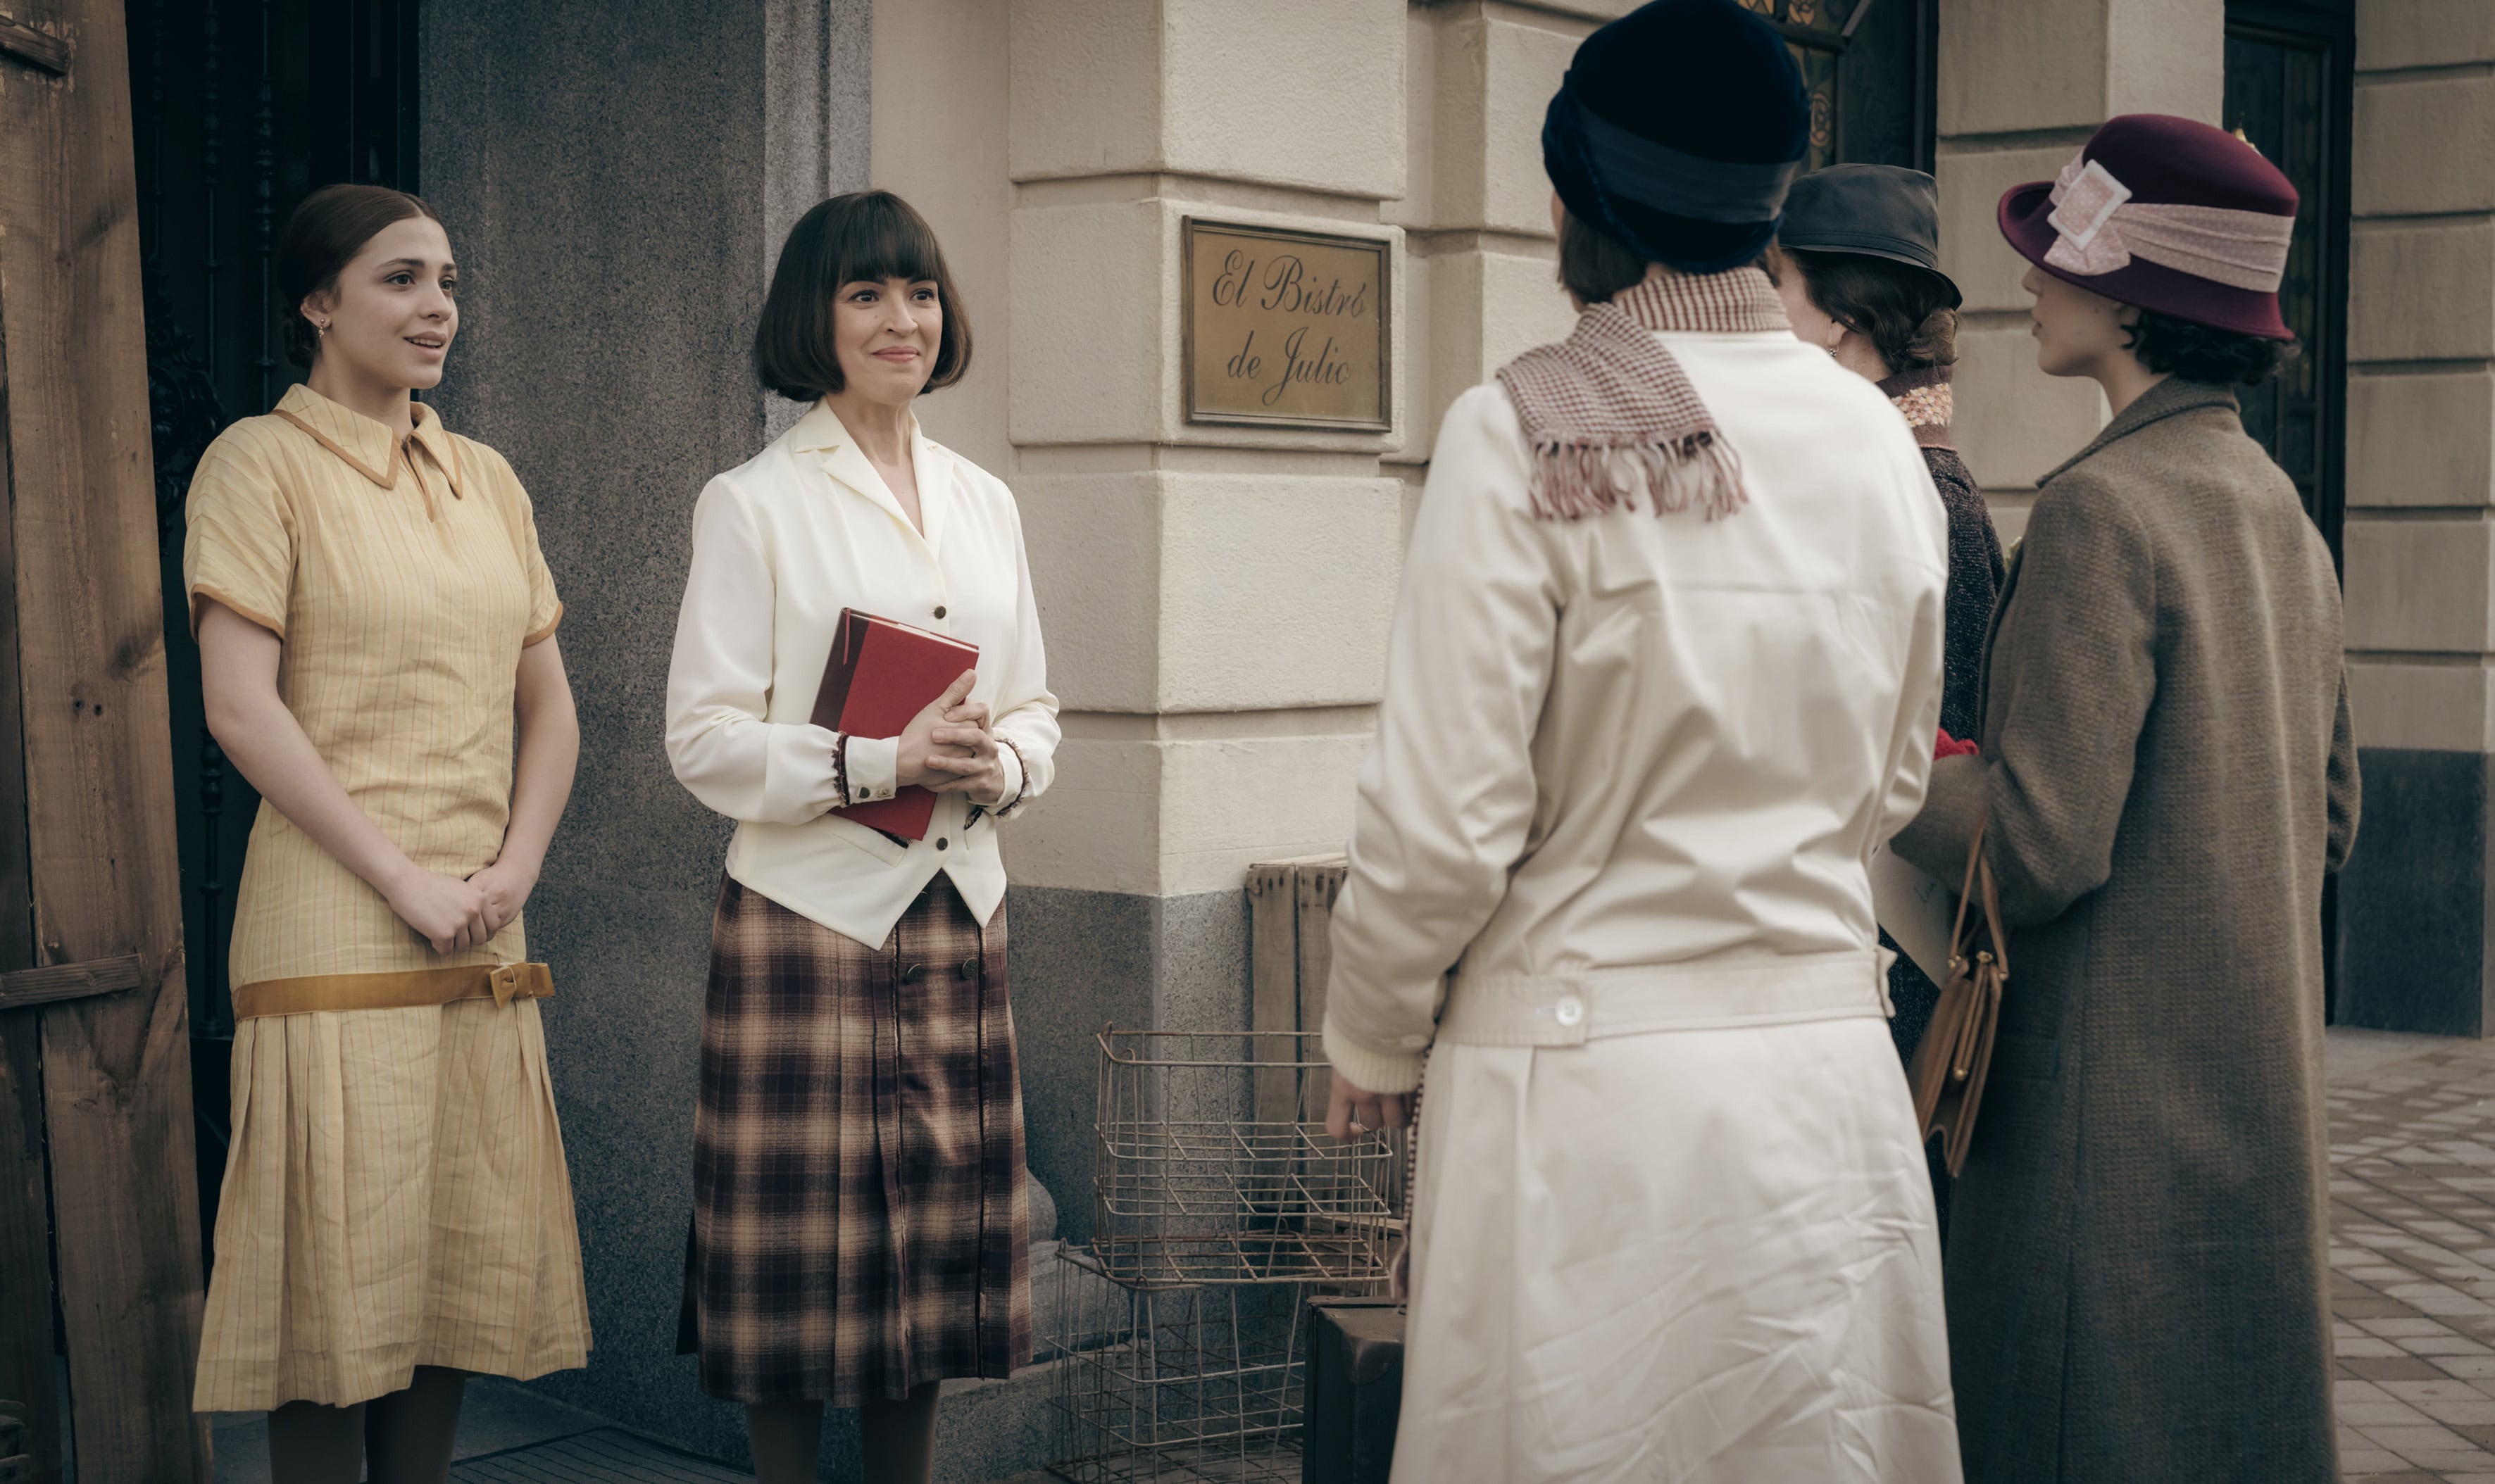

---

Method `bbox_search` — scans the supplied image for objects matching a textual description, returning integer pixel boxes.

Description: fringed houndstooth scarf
[1496,265,1788,522]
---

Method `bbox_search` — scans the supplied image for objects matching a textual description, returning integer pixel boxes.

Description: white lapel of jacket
[785,401,911,532]
[817,436,918,536]
[911,423,951,559]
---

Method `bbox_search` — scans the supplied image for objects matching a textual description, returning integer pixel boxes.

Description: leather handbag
[1906,812,2008,1178]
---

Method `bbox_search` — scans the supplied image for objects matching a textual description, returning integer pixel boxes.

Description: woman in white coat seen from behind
[664,190,1058,1484]
[1319,3,1962,1480]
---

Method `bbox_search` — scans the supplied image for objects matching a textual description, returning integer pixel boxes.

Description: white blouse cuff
[994,736,1026,810]
[844,734,901,805]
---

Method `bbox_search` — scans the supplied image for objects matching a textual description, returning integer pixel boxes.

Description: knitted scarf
[1495,266,1788,522]
[1877,364,1955,450]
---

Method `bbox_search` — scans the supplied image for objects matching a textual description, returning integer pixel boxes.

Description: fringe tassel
[1525,434,1751,523]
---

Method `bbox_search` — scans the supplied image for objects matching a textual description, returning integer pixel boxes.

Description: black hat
[1542,0,1809,275]
[1780,165,1962,308]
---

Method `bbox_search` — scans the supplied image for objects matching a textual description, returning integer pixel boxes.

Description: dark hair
[276,184,442,369]
[2122,308,2299,386]
[1558,208,1651,304]
[754,191,972,402]
[1558,209,1782,305]
[1785,249,1958,374]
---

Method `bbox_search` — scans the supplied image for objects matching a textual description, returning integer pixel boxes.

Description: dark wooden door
[125,0,419,1269]
[2225,0,2353,1019]
[1,0,211,1474]
[2225,0,2354,569]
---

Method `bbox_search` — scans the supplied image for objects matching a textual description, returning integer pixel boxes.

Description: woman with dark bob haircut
[663,189,1058,1484]
[1890,115,2358,1483]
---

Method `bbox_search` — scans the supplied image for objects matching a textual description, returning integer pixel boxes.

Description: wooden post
[1246,854,1349,1126]
[0,1019,53,1484]
[0,0,210,1479]
[1248,862,1303,1132]
[0,253,58,1484]
[1294,862,1347,1119]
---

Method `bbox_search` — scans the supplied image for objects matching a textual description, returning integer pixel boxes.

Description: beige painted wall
[2343,0,2495,753]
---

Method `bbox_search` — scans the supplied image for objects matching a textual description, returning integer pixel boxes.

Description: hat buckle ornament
[2044,157,2136,276]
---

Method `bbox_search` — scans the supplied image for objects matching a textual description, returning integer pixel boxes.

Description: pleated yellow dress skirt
[192,996,591,1411]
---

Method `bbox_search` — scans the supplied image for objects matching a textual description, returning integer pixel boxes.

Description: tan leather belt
[232,962,555,1020]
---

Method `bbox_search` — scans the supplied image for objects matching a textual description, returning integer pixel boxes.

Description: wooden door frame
[0,1,211,1480]
[2225,0,2356,572]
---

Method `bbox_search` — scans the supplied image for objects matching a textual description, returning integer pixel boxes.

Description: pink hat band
[2042,149,2294,293]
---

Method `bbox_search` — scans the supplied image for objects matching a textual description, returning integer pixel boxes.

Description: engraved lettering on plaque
[1184,219,1391,432]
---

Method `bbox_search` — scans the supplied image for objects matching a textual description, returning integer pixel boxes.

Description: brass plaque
[1183,219,1391,432]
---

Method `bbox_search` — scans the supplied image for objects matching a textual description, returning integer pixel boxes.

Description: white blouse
[665,401,1061,948]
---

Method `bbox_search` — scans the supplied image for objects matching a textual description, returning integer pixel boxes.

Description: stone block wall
[873,0,1422,1251]
[1932,0,2220,546]
[1388,2,1583,478]
[866,0,1601,1255]
[2337,0,2495,1033]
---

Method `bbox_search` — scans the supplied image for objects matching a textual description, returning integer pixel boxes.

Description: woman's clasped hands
[387,855,537,956]
[898,669,1012,807]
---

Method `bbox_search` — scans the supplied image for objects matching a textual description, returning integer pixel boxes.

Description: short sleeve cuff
[844,734,901,804]
[1322,1017,1426,1096]
[524,602,564,646]
[189,584,287,641]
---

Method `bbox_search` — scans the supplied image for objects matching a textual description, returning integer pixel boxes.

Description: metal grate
[1089,1030,1401,1289]
[1046,1248,1311,1484]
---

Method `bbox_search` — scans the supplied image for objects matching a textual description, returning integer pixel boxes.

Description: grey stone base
[2337,746,2491,1036]
[1006,884,1251,1245]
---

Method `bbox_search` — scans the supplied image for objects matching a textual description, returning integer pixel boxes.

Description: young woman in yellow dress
[184,184,589,1483]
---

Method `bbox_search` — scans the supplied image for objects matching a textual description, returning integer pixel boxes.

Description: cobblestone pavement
[2330,1027,2495,1480]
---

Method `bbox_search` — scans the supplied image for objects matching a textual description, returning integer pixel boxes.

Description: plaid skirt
[681,873,1030,1405]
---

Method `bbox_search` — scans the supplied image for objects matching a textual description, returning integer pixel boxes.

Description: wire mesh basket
[1089,1029,1403,1288]
[1046,1245,1311,1483]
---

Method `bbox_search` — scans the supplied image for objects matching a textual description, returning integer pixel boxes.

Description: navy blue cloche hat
[1542,0,1810,275]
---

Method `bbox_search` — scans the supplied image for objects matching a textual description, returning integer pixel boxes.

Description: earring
[317,320,330,337]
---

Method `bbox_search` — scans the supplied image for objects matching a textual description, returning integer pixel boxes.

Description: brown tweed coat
[1894,378,2359,1484]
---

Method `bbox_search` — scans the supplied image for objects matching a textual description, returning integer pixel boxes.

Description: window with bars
[1737,0,1937,172]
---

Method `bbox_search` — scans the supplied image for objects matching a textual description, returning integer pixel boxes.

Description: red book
[810,609,980,841]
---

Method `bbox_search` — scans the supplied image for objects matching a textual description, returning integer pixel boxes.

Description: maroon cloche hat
[1998,113,2298,339]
